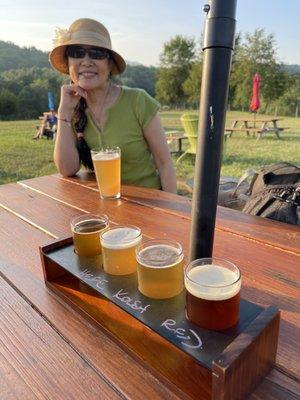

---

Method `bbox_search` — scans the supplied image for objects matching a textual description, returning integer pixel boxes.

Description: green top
[83,86,161,189]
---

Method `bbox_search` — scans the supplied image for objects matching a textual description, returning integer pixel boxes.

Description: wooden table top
[231,118,283,123]
[0,173,299,400]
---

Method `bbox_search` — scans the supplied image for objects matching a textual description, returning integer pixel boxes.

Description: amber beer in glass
[100,225,142,275]
[71,214,109,257]
[91,147,121,199]
[136,239,184,299]
[184,258,241,330]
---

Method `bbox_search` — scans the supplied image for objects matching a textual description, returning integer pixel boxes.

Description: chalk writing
[113,289,151,314]
[79,269,108,289]
[161,319,203,349]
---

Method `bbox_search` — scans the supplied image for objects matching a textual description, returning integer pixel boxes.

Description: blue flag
[48,92,55,111]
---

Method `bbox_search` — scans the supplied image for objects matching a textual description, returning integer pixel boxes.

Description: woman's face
[68,45,112,91]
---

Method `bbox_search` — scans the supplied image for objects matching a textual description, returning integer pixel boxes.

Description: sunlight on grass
[0,120,56,184]
[0,112,299,193]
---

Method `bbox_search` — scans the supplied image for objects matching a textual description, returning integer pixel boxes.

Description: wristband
[58,117,72,126]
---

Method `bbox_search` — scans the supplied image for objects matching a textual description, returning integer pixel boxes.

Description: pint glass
[184,258,241,330]
[91,147,121,199]
[71,214,109,257]
[100,225,142,275]
[136,239,184,299]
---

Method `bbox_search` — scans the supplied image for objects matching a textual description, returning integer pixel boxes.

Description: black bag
[243,162,300,226]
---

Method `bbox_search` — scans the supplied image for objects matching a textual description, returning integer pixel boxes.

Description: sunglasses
[66,46,110,60]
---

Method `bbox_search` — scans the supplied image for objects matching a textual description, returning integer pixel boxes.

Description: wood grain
[212,307,280,400]
[0,211,187,400]
[40,239,282,400]
[0,174,299,399]
[0,182,299,378]
[52,173,300,253]
[13,175,300,258]
[0,276,122,400]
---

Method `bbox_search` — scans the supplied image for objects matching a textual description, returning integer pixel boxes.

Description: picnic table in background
[225,117,289,139]
[0,173,299,399]
[165,130,187,155]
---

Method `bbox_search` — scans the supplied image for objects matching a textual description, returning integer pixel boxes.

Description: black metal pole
[189,0,237,260]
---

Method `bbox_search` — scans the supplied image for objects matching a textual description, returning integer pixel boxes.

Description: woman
[50,18,176,193]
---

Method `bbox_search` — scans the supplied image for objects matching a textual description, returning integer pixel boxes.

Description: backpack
[242,162,300,226]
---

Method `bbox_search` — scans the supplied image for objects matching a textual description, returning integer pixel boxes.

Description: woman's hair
[74,97,94,170]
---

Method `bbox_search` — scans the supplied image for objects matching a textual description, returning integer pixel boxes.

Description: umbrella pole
[189,0,237,260]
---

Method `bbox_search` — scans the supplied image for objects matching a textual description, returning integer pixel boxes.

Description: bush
[0,89,18,119]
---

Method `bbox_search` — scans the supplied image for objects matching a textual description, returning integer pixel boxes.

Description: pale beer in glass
[100,225,142,275]
[71,214,109,257]
[91,147,121,199]
[136,239,184,299]
[184,258,241,330]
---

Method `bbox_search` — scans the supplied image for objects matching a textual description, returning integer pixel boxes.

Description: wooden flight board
[40,237,280,400]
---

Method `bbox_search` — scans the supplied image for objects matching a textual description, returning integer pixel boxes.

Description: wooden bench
[225,126,290,140]
[165,130,187,154]
[225,127,263,138]
[34,112,57,140]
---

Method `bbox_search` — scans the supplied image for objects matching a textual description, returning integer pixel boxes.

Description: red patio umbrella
[250,73,261,112]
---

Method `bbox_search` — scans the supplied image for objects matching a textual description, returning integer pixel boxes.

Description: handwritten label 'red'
[79,269,108,289]
[161,319,203,349]
[113,289,151,314]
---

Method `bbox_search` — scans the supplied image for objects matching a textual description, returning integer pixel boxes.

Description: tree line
[0,29,299,120]
[0,63,156,120]
[155,29,300,117]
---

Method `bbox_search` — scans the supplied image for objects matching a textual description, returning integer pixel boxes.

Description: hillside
[1,40,300,75]
[281,64,300,75]
[0,41,49,71]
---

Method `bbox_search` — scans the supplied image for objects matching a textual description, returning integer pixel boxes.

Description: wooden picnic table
[0,172,299,400]
[225,117,287,139]
[165,130,187,154]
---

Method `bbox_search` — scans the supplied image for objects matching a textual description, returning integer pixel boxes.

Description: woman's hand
[58,84,87,118]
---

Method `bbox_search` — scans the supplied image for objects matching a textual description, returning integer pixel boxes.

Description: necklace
[88,81,111,132]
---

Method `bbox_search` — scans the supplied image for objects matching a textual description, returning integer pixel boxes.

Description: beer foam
[101,227,141,249]
[185,265,241,301]
[92,152,120,161]
[73,219,107,234]
[138,244,183,268]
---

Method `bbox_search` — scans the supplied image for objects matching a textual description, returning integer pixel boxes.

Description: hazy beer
[71,214,109,257]
[100,225,142,275]
[136,240,184,299]
[91,147,121,199]
[184,258,241,330]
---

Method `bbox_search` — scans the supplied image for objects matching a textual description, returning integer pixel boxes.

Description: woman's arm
[53,84,87,176]
[53,117,80,176]
[143,114,177,193]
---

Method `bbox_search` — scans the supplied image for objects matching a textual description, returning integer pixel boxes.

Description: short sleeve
[135,89,160,129]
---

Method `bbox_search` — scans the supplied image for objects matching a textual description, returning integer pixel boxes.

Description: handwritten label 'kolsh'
[113,289,151,314]
[161,319,203,349]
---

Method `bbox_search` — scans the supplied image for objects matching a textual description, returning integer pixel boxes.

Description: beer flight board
[41,239,278,369]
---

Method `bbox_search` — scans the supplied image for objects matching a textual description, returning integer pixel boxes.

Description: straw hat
[49,18,126,75]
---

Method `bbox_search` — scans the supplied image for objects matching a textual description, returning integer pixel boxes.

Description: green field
[0,112,299,193]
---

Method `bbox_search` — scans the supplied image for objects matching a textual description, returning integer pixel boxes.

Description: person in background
[49,18,176,193]
[46,110,58,134]
[33,111,57,140]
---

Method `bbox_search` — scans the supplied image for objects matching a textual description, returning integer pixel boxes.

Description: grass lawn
[161,110,300,194]
[0,112,299,194]
[0,120,56,184]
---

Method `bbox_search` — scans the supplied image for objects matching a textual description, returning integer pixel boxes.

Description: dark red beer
[184,258,241,331]
[186,290,240,330]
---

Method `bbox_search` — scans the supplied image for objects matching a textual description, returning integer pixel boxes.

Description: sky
[1,0,300,66]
